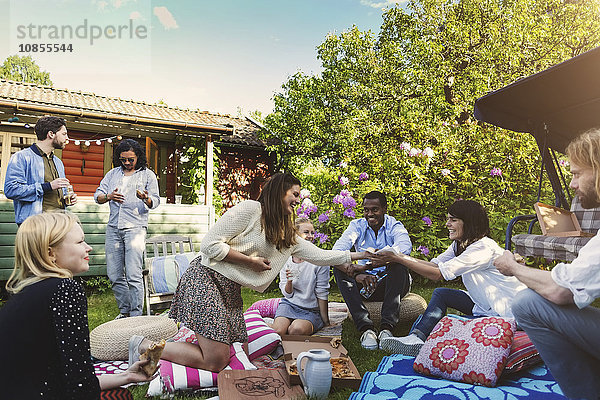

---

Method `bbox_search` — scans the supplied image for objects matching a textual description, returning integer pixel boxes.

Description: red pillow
[246,298,282,318]
[502,330,543,375]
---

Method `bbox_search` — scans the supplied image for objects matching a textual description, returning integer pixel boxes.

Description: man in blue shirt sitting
[332,191,412,350]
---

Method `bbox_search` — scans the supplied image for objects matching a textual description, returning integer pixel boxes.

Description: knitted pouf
[90,316,178,361]
[351,292,427,326]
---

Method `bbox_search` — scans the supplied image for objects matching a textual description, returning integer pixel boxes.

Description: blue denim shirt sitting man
[332,190,412,350]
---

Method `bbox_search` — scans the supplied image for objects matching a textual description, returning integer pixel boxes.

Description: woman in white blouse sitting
[372,200,526,356]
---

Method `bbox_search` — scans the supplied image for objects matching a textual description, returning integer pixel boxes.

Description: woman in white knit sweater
[129,173,368,372]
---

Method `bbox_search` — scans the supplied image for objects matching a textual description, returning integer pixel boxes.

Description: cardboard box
[217,369,306,400]
[534,202,595,237]
[282,335,362,390]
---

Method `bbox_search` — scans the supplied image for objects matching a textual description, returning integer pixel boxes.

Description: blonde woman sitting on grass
[0,212,154,399]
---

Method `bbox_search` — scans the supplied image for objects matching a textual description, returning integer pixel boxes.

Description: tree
[263,0,600,255]
[0,55,52,85]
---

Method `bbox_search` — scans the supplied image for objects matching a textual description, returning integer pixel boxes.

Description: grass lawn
[87,279,464,400]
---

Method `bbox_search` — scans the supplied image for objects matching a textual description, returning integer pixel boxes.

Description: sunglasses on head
[119,157,135,163]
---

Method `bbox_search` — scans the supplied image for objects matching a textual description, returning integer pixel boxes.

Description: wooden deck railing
[0,199,213,280]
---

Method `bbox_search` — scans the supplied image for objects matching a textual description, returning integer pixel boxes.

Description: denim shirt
[333,214,412,274]
[4,146,66,224]
[94,167,160,229]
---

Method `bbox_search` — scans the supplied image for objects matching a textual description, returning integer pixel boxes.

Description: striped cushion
[170,312,281,361]
[503,331,542,375]
[146,342,256,396]
[174,252,196,277]
[244,309,282,360]
[146,252,197,294]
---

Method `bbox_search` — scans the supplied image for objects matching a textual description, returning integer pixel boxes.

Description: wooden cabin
[0,79,276,279]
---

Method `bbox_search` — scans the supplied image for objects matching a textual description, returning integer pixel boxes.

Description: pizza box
[217,369,306,400]
[282,335,362,390]
[534,202,595,237]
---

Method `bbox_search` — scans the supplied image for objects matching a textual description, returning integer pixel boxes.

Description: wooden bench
[143,234,197,315]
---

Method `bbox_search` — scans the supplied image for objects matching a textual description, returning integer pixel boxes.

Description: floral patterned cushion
[414,316,516,387]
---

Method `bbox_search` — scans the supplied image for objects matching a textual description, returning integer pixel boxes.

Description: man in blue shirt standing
[333,191,412,350]
[4,116,76,225]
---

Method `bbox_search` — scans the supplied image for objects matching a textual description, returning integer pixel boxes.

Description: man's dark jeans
[333,262,410,333]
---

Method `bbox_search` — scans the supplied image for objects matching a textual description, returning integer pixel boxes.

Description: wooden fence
[0,199,213,280]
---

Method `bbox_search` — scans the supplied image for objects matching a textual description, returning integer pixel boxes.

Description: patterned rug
[313,301,348,338]
[349,354,567,400]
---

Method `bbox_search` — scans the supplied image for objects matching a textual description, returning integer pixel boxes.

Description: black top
[0,278,100,399]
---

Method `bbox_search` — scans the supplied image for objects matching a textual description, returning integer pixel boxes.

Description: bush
[79,276,112,295]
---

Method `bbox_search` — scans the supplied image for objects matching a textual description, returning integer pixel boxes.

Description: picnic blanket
[313,301,348,337]
[349,354,567,400]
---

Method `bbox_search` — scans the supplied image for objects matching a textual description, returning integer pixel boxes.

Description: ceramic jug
[296,349,332,399]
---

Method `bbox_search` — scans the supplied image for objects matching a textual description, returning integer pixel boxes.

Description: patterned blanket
[349,354,567,400]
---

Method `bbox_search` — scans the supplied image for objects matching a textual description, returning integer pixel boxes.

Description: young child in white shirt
[271,218,330,335]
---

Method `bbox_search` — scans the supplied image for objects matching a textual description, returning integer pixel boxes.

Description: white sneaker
[360,329,378,350]
[378,329,393,349]
[380,333,425,356]
[128,335,145,367]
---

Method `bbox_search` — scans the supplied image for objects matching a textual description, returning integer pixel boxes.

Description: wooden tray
[534,202,595,237]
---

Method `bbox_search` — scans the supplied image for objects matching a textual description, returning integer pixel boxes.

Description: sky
[0,0,404,117]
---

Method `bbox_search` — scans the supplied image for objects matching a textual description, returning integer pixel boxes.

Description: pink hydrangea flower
[339,176,349,186]
[490,167,502,177]
[358,172,369,181]
[343,208,356,218]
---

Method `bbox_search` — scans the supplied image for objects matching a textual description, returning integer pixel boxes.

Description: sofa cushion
[414,316,516,387]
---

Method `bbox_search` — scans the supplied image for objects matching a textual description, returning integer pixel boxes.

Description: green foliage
[79,276,111,295]
[0,55,52,85]
[175,136,223,213]
[264,0,600,253]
